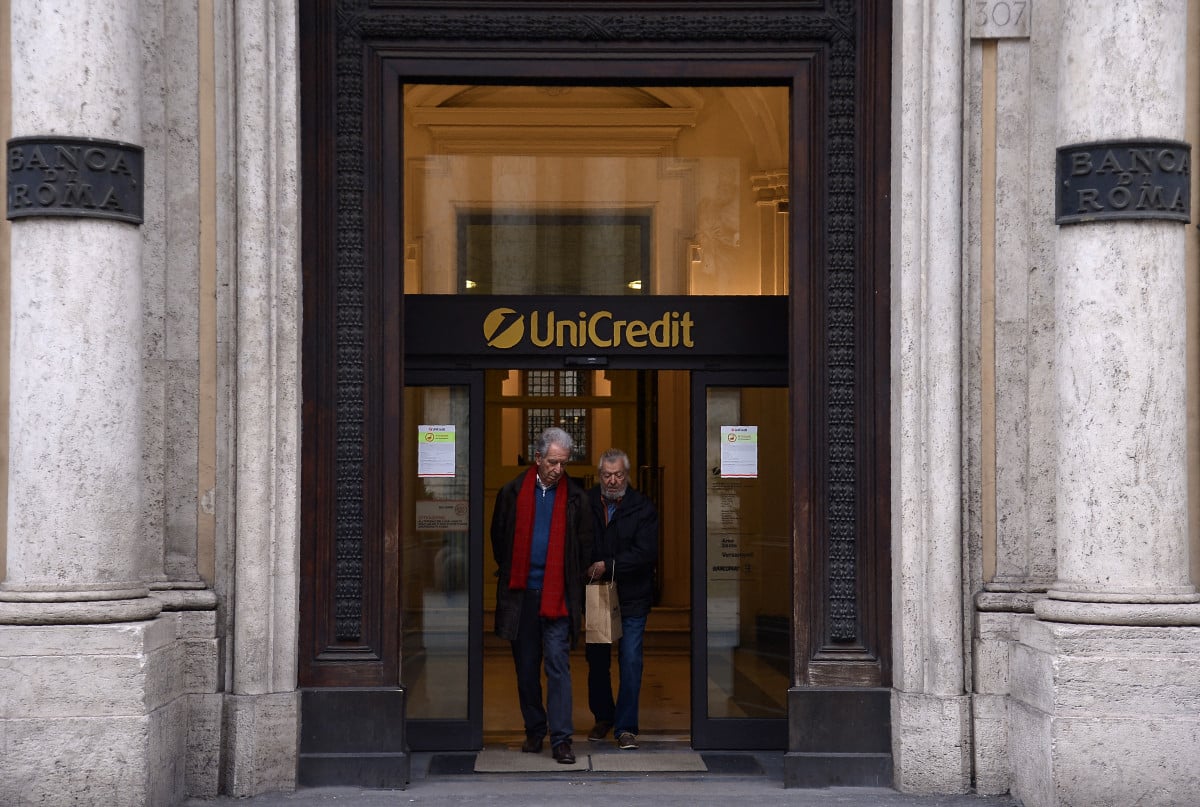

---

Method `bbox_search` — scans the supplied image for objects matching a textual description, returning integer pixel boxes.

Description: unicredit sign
[404,294,787,364]
[482,306,695,350]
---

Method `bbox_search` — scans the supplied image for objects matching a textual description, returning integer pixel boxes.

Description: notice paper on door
[417,425,456,477]
[719,425,758,478]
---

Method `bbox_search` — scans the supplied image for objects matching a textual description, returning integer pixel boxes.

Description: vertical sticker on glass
[719,425,758,478]
[418,424,456,477]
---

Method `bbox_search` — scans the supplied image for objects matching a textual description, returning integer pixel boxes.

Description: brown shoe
[521,735,544,753]
[587,721,612,742]
[552,740,576,764]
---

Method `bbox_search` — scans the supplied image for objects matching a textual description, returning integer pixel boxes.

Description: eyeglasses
[600,470,627,481]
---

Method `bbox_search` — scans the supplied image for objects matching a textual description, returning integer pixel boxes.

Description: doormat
[588,751,707,772]
[473,748,589,772]
[464,749,709,773]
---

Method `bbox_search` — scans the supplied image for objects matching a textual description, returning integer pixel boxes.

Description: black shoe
[587,721,612,742]
[616,731,638,750]
[521,735,544,753]
[552,741,576,764]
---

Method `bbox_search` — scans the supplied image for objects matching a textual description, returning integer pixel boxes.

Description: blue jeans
[585,613,647,736]
[511,588,574,747]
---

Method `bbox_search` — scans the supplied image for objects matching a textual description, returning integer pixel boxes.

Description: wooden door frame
[298,0,891,700]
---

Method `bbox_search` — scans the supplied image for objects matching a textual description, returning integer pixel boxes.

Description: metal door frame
[690,368,790,750]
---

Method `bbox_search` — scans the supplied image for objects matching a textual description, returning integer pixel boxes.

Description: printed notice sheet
[415,500,469,531]
[417,425,456,477]
[719,425,758,478]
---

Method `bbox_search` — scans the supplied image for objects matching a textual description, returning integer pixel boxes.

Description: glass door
[690,370,790,749]
[402,370,484,750]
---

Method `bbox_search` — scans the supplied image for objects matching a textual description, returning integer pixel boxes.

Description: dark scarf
[508,466,569,618]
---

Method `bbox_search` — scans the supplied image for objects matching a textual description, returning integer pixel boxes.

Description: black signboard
[7,136,144,224]
[1056,139,1190,225]
[405,294,788,367]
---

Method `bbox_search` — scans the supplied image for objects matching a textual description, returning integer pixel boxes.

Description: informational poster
[415,500,469,532]
[417,425,456,477]
[707,479,758,581]
[719,425,758,478]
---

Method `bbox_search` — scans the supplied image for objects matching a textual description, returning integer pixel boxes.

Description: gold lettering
[557,318,578,347]
[510,308,699,351]
[588,311,613,347]
[530,312,554,347]
[649,313,671,347]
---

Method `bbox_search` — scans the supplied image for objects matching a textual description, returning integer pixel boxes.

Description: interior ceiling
[404,84,787,169]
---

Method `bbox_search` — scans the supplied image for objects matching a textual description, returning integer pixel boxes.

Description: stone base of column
[1010,617,1200,807]
[223,691,300,797]
[890,690,972,794]
[0,585,163,625]
[0,616,197,806]
[973,596,1034,796]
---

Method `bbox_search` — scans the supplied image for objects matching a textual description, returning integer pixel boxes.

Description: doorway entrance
[299,1,892,788]
[401,365,789,751]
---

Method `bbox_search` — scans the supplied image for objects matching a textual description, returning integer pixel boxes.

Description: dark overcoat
[490,470,593,647]
[587,484,659,618]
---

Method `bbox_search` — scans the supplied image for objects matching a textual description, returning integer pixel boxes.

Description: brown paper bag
[585,581,622,644]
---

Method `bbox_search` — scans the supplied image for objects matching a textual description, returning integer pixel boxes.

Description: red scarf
[508,466,569,618]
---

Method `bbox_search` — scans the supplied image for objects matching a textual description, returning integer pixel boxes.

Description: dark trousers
[510,588,574,747]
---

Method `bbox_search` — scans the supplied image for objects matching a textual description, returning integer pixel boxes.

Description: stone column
[1009,2,1200,805]
[890,0,971,793]
[0,0,159,625]
[219,0,302,796]
[1041,0,1200,624]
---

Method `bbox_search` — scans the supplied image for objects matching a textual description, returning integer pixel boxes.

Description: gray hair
[536,426,574,457]
[597,448,630,473]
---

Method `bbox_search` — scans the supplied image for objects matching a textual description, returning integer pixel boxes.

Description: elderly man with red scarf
[490,426,593,764]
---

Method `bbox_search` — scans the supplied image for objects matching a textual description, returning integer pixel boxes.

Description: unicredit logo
[482,307,526,349]
[481,306,695,350]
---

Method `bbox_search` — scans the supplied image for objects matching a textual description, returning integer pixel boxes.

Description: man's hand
[587,560,607,580]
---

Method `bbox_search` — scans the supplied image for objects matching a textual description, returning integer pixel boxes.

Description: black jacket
[490,470,593,647]
[587,484,659,618]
